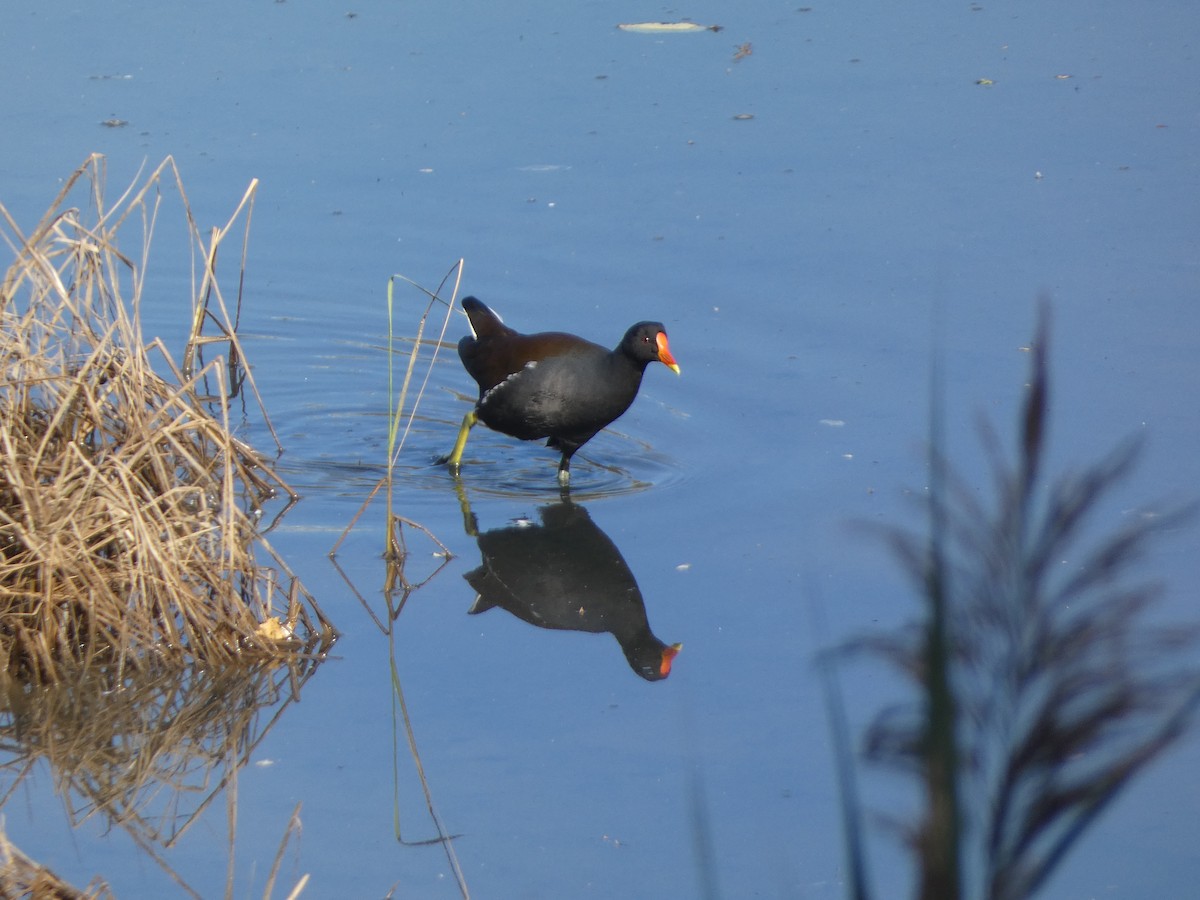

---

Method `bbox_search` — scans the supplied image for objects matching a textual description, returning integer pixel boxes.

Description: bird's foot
[434,452,463,475]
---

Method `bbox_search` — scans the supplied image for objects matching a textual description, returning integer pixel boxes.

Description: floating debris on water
[617,22,722,34]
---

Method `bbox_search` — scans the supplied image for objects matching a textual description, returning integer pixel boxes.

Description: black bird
[444,296,680,484]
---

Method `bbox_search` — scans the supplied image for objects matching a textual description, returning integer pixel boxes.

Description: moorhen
[444,296,680,484]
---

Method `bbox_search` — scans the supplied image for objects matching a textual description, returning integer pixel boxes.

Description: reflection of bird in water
[443,296,680,485]
[463,501,681,681]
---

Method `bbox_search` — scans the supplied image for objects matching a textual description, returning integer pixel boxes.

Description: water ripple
[394,434,687,503]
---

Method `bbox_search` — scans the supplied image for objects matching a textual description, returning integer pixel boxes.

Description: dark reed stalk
[918,335,962,900]
[817,639,873,900]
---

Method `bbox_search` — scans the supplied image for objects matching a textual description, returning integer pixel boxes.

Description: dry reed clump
[0,825,113,899]
[0,155,334,684]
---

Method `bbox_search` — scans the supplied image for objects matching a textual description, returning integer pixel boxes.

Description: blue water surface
[1,1,1198,897]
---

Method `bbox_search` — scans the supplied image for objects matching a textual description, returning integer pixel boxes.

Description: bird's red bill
[660,642,682,677]
[656,333,681,374]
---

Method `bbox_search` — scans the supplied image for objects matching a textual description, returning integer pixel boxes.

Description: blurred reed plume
[0,154,334,684]
[845,307,1199,900]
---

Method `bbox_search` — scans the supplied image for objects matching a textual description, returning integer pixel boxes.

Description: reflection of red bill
[660,642,683,677]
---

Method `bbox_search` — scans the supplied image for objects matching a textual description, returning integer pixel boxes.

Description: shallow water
[2,2,1198,897]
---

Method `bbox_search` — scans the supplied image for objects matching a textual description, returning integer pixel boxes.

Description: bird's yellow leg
[446,410,477,473]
